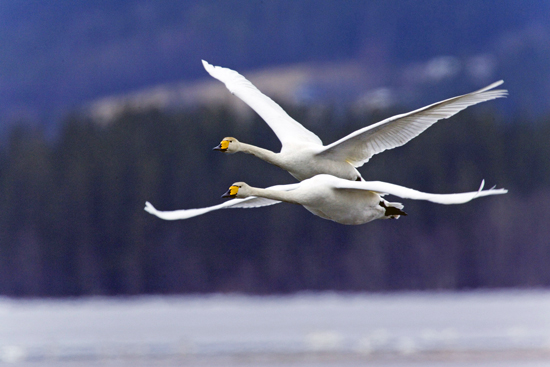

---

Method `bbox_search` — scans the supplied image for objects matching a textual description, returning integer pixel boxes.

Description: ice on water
[1,291,550,365]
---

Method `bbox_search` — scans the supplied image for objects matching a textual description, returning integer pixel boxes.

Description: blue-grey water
[1,290,549,366]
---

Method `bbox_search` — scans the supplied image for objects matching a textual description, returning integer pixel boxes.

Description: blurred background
[1,0,550,366]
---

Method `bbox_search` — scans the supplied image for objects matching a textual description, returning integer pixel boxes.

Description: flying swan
[144,174,507,225]
[204,60,508,181]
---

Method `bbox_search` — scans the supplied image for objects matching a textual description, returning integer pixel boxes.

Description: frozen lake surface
[1,290,550,366]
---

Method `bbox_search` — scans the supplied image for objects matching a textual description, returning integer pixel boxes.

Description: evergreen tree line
[0,105,549,296]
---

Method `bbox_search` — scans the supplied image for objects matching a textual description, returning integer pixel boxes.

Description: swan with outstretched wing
[145,174,507,225]
[205,60,507,181]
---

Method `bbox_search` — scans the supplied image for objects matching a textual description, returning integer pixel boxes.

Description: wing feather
[318,81,507,167]
[144,197,281,220]
[144,183,301,221]
[333,179,508,205]
[202,60,322,147]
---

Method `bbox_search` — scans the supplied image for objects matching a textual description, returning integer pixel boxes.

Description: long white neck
[247,187,301,205]
[238,142,281,167]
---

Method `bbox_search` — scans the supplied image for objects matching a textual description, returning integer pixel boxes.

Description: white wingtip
[476,180,508,198]
[471,179,484,199]
[478,179,485,192]
[469,80,507,101]
[475,80,504,93]
[202,59,212,71]
[144,201,157,215]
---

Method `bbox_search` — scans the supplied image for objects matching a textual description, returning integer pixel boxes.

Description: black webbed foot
[379,201,408,217]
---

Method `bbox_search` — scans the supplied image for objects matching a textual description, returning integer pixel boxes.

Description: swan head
[221,182,251,199]
[213,137,240,153]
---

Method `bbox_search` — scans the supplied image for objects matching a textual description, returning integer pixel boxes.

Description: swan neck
[239,143,280,164]
[248,187,299,204]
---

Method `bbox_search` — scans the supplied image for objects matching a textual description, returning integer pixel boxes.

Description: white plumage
[205,60,507,181]
[145,174,507,225]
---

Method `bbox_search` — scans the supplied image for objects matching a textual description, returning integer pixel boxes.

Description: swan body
[145,174,507,225]
[205,60,508,181]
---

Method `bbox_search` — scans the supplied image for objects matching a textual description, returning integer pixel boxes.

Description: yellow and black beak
[221,185,239,198]
[213,140,229,152]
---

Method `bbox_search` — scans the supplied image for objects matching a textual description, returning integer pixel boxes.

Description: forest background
[1,1,549,296]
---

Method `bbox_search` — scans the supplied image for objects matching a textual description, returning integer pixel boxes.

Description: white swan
[145,174,507,225]
[204,60,507,181]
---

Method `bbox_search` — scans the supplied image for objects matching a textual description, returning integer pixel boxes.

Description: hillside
[1,0,549,127]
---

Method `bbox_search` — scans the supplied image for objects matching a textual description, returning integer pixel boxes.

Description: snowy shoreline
[2,290,550,364]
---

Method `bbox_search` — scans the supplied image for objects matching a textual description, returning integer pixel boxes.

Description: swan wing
[144,197,281,221]
[317,81,508,167]
[144,183,301,220]
[202,60,323,147]
[333,179,508,205]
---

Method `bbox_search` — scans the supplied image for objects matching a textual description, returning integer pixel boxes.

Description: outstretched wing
[333,179,507,205]
[145,183,301,221]
[202,60,323,148]
[144,197,281,221]
[317,81,507,167]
